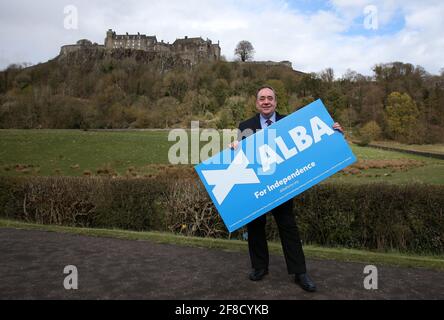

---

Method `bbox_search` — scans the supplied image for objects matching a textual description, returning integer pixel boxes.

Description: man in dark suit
[231,86,343,292]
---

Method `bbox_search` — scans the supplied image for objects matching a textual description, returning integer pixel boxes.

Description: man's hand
[333,122,344,134]
[228,140,239,150]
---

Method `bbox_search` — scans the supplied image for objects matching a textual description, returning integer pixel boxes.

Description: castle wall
[60,45,81,56]
[60,44,104,56]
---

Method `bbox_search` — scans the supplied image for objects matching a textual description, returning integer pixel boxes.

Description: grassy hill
[1,59,443,145]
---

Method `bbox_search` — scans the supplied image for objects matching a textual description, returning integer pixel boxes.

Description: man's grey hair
[256,85,277,100]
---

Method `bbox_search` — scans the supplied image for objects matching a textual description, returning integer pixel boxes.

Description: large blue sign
[195,99,357,232]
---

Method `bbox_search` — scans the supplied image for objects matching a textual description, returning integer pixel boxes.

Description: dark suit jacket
[238,112,286,140]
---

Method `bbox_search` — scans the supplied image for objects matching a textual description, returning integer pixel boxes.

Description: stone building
[104,29,221,64]
[60,29,221,65]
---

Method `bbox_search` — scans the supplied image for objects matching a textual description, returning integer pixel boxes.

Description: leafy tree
[224,96,247,124]
[385,92,420,143]
[212,78,230,107]
[217,108,234,129]
[213,61,232,82]
[235,41,255,62]
[183,90,215,116]
[164,72,189,101]
[324,87,347,119]
[297,72,322,98]
[157,97,180,128]
[359,120,382,145]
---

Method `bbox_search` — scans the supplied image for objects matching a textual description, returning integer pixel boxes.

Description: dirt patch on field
[341,159,425,175]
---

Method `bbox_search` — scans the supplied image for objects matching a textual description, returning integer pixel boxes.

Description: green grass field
[1,129,443,184]
[0,129,171,176]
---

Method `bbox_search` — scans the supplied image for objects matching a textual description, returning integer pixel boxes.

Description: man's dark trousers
[247,199,307,274]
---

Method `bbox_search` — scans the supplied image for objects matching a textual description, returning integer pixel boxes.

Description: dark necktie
[266,119,273,127]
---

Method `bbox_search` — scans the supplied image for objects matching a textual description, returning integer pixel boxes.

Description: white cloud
[0,0,443,76]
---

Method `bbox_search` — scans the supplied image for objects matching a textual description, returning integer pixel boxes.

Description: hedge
[0,176,443,254]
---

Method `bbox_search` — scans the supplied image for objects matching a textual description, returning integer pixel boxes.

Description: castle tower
[105,29,114,49]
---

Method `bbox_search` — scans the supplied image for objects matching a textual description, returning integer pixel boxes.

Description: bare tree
[319,67,334,83]
[235,40,255,62]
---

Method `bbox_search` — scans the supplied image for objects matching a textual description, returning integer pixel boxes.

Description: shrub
[1,177,443,254]
[359,120,382,144]
[0,176,166,230]
[163,179,227,238]
[293,183,444,253]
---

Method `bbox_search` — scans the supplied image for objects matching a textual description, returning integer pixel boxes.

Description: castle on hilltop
[60,29,221,65]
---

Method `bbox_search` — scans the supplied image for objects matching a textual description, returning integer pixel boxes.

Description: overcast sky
[0,0,443,77]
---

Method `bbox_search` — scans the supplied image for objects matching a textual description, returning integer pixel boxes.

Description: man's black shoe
[295,273,317,292]
[249,269,268,281]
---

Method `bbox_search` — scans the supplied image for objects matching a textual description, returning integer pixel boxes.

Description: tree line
[0,55,443,144]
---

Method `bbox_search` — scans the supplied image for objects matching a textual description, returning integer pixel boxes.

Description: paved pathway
[1,228,443,300]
